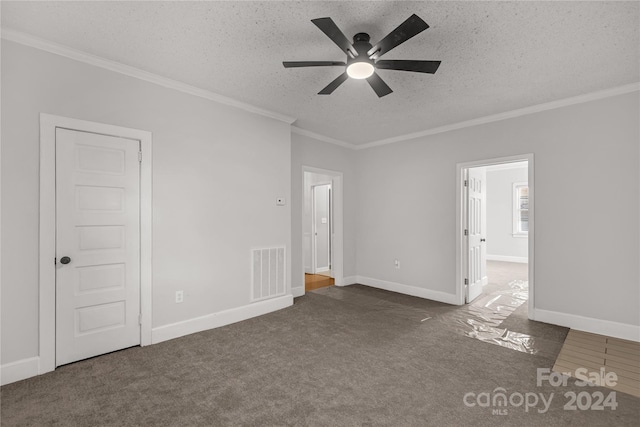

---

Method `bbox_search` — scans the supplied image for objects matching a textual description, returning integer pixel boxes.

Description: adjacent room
[303,169,337,292]
[1,1,639,425]
[476,161,530,312]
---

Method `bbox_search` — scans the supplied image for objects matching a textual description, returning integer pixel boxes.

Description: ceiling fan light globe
[346,62,375,79]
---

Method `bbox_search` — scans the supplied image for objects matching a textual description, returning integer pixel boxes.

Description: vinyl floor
[553,329,640,397]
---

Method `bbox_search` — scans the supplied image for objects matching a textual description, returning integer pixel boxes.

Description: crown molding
[291,126,357,150]
[1,28,296,125]
[355,82,640,150]
[3,28,637,148]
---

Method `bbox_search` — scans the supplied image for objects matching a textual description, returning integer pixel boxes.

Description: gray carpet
[2,272,639,425]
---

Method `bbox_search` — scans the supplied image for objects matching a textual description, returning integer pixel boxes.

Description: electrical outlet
[394,259,400,269]
[175,290,184,303]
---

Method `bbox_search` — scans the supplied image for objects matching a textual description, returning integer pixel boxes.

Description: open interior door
[312,184,331,274]
[466,167,487,303]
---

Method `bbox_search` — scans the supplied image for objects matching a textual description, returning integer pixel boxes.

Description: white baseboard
[315,267,330,273]
[532,308,640,342]
[487,254,528,263]
[152,295,293,344]
[356,276,458,305]
[1,356,40,386]
[292,287,305,297]
[337,276,358,286]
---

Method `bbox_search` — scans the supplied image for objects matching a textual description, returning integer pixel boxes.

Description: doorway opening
[456,154,534,320]
[302,167,343,293]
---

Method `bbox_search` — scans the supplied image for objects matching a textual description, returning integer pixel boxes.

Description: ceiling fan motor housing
[350,32,374,63]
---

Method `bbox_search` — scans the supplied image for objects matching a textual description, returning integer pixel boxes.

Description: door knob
[60,256,71,265]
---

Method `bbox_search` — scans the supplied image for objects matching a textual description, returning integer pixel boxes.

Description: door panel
[466,167,487,303]
[56,128,141,366]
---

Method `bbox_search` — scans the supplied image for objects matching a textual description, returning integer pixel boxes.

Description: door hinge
[138,314,142,325]
[464,180,468,187]
[464,229,468,236]
[54,257,57,265]
[464,278,468,285]
[138,151,142,162]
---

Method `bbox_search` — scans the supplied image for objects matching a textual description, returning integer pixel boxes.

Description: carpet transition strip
[553,330,640,397]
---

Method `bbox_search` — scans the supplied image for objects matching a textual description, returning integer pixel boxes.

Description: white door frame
[302,166,344,288]
[455,154,535,318]
[38,113,153,374]
[311,183,332,274]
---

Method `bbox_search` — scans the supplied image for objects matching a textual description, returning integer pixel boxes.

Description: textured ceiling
[2,1,639,145]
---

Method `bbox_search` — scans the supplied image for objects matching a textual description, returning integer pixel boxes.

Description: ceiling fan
[283,14,441,97]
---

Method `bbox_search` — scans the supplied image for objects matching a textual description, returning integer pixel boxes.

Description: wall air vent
[251,247,285,301]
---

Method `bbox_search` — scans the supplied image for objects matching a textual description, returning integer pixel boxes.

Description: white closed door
[466,167,487,303]
[55,128,141,366]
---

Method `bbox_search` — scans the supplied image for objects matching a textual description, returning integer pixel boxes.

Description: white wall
[1,40,292,366]
[355,92,639,327]
[486,165,528,261]
[291,132,357,292]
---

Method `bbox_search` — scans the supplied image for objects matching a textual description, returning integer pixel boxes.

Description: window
[513,183,529,236]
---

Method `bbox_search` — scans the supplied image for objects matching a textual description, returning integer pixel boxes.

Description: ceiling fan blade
[366,72,393,97]
[375,60,441,74]
[318,72,349,95]
[311,17,356,57]
[367,14,429,60]
[283,61,346,68]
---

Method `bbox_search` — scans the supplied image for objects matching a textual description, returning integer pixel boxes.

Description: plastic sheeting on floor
[312,280,560,356]
[440,280,542,354]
